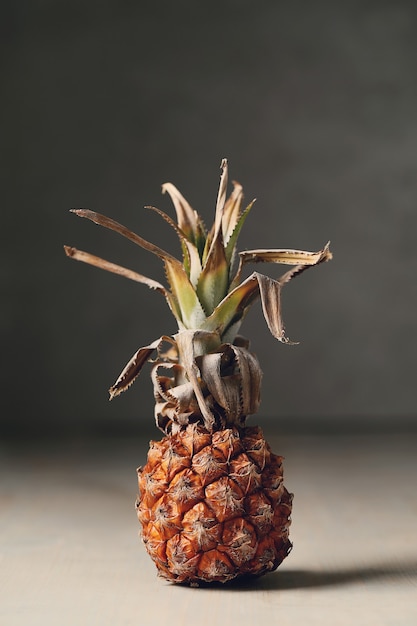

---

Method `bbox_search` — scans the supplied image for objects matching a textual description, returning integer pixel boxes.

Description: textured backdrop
[2,0,417,437]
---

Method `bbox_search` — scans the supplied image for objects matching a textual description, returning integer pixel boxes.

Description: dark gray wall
[3,0,417,437]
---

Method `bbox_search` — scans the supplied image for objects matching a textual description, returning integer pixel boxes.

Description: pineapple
[65,159,332,585]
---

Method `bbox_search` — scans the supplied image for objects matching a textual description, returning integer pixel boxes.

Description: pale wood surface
[1,429,416,626]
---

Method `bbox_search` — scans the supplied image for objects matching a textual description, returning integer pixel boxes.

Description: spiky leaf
[162,182,206,252]
[109,336,170,399]
[225,200,255,265]
[70,209,206,329]
[240,243,332,266]
[221,180,243,245]
[146,205,202,288]
[64,246,165,293]
[196,229,229,315]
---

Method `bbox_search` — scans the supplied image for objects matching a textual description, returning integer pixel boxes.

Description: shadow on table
[185,560,417,591]
[233,561,417,591]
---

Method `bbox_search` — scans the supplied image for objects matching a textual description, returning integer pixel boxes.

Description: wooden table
[1,427,416,625]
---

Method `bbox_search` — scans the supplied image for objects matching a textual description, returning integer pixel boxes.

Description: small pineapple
[65,159,331,585]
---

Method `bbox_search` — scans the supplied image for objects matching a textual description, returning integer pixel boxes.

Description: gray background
[2,0,417,438]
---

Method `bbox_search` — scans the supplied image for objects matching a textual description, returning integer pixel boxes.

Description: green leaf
[224,199,255,264]
[203,270,301,343]
[166,262,207,328]
[203,272,260,338]
[196,227,229,316]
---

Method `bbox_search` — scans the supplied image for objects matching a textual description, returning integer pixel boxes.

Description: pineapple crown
[65,159,331,428]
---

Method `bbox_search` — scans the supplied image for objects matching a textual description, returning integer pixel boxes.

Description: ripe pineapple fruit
[65,159,331,585]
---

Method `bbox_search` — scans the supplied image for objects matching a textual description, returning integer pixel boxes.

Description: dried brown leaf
[255,273,294,344]
[214,158,228,235]
[240,242,333,265]
[197,351,242,419]
[145,205,202,287]
[161,183,205,245]
[174,331,216,430]
[222,180,243,244]
[229,345,262,415]
[64,246,167,293]
[70,209,178,262]
[109,336,172,400]
[70,208,206,328]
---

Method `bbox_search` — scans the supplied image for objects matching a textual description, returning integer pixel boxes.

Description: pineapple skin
[136,424,293,585]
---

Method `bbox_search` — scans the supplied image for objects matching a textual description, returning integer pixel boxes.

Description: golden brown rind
[137,424,292,585]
